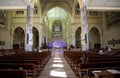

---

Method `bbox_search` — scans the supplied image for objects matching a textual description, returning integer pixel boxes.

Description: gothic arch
[12,25,25,35]
[33,25,40,33]
[75,27,81,48]
[42,5,72,20]
[33,27,39,49]
[89,25,102,49]
[13,27,25,49]
[74,26,81,36]
[89,25,102,35]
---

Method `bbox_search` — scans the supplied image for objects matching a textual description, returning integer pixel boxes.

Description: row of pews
[64,51,120,78]
[0,49,25,56]
[0,51,51,78]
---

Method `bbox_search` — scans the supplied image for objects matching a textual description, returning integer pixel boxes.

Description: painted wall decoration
[108,38,120,46]
[105,12,120,27]
[0,11,6,26]
[52,21,62,37]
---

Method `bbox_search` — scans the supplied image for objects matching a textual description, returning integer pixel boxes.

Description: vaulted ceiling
[40,0,74,8]
[87,0,120,10]
[0,0,27,10]
[0,0,120,11]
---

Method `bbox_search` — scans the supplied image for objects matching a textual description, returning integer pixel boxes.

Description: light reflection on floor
[53,58,61,60]
[50,70,67,77]
[53,59,63,63]
[38,52,76,78]
[52,64,64,67]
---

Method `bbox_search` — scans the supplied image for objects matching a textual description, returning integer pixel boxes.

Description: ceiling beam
[87,6,120,11]
[0,6,27,10]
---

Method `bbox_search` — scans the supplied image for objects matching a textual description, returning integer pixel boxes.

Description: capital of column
[40,23,43,26]
[27,0,35,6]
[71,23,75,26]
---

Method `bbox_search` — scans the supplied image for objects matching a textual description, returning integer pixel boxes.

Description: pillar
[8,11,13,49]
[39,23,43,49]
[101,12,106,48]
[25,1,34,51]
[71,23,76,48]
[80,5,89,51]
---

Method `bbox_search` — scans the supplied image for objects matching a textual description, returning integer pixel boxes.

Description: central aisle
[38,51,77,78]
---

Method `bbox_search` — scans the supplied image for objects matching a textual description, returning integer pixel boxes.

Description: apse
[48,39,66,48]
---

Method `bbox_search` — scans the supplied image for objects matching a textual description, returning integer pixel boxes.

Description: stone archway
[33,27,39,50]
[13,27,24,49]
[75,27,81,48]
[89,27,101,49]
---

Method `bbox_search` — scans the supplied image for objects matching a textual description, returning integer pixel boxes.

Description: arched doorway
[13,27,24,49]
[75,27,81,48]
[33,27,39,50]
[89,27,101,49]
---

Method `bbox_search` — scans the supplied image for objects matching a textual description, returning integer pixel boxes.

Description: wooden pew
[0,60,41,75]
[87,67,120,78]
[73,58,120,69]
[0,69,27,78]
[0,51,51,71]
[91,68,120,78]
[0,63,36,78]
[77,61,120,78]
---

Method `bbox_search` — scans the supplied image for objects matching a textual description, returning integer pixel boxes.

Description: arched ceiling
[45,7,69,21]
[40,0,74,8]
[0,0,27,10]
[0,0,120,11]
[44,7,69,27]
[87,0,120,10]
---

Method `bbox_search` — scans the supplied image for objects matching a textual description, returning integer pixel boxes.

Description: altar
[48,39,66,52]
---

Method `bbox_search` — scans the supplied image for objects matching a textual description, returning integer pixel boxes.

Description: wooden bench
[0,51,51,70]
[0,69,27,78]
[91,69,120,78]
[88,67,120,78]
[77,61,120,78]
[73,58,120,70]
[0,63,36,78]
[0,60,41,75]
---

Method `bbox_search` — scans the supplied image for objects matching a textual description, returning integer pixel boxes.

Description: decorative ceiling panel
[87,0,120,10]
[40,0,74,8]
[0,0,27,10]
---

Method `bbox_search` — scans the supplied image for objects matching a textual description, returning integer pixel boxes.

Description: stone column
[71,23,76,48]
[80,5,89,51]
[8,11,13,49]
[25,3,34,51]
[101,12,106,48]
[39,23,43,49]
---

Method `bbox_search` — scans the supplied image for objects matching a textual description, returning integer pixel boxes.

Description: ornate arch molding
[89,25,102,35]
[12,25,40,35]
[88,24,103,48]
[33,24,40,33]
[42,4,72,20]
[74,25,81,36]
[12,25,25,35]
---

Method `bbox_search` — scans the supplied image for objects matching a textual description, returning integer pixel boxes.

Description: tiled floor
[37,51,77,78]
